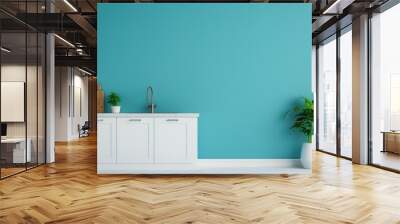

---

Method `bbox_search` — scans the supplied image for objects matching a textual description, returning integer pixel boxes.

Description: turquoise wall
[98,4,311,159]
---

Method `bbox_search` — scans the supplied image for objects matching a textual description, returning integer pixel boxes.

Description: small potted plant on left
[107,92,121,113]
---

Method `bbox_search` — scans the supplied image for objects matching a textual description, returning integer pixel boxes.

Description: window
[339,28,352,158]
[370,3,400,171]
[317,36,337,155]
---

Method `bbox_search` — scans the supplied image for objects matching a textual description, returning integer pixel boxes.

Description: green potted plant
[107,92,121,113]
[289,97,314,169]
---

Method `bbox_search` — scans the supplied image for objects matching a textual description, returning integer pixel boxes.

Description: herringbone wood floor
[1,135,400,224]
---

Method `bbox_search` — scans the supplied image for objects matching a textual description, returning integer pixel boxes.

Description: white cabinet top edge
[98,113,199,118]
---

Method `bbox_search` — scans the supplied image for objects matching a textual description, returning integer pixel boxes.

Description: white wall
[55,67,70,141]
[55,67,89,141]
[1,65,28,141]
[1,65,41,137]
[71,73,89,139]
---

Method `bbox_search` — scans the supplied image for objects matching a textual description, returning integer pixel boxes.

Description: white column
[46,33,55,163]
[46,1,56,163]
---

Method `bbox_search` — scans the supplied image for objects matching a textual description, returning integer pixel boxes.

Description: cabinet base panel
[98,159,311,175]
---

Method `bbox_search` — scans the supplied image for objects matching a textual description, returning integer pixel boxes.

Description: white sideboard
[97,113,198,174]
[97,113,311,174]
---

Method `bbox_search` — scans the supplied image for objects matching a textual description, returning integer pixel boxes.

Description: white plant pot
[111,106,120,113]
[300,142,313,169]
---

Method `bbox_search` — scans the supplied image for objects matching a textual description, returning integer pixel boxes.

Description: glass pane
[340,29,352,158]
[371,4,400,171]
[318,37,337,154]
[27,31,38,169]
[1,32,27,178]
[38,33,46,165]
[0,1,46,179]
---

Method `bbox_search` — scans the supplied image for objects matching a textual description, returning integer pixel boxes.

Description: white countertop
[1,137,30,143]
[98,113,199,118]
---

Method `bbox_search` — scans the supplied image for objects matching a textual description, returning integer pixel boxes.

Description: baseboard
[98,159,311,175]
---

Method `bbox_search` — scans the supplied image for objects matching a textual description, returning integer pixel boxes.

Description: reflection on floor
[0,162,41,178]
[0,167,25,178]
[341,147,352,158]
[373,151,400,171]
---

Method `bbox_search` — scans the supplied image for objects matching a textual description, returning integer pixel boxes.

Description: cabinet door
[155,118,193,163]
[97,117,116,163]
[117,117,154,163]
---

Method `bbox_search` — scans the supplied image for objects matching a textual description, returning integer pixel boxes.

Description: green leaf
[287,96,314,141]
[107,92,121,106]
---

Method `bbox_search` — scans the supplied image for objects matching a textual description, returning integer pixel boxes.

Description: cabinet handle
[98,119,104,122]
[166,119,179,122]
[129,119,142,122]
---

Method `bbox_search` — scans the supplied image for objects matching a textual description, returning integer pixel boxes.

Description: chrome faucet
[147,86,156,113]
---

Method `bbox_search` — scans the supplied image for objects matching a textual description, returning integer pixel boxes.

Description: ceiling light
[54,34,75,48]
[76,48,85,55]
[63,0,78,12]
[78,67,93,76]
[1,47,11,53]
[322,0,354,15]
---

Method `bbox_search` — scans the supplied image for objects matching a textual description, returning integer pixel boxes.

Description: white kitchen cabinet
[155,118,197,163]
[97,113,198,173]
[97,117,116,164]
[116,117,154,163]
